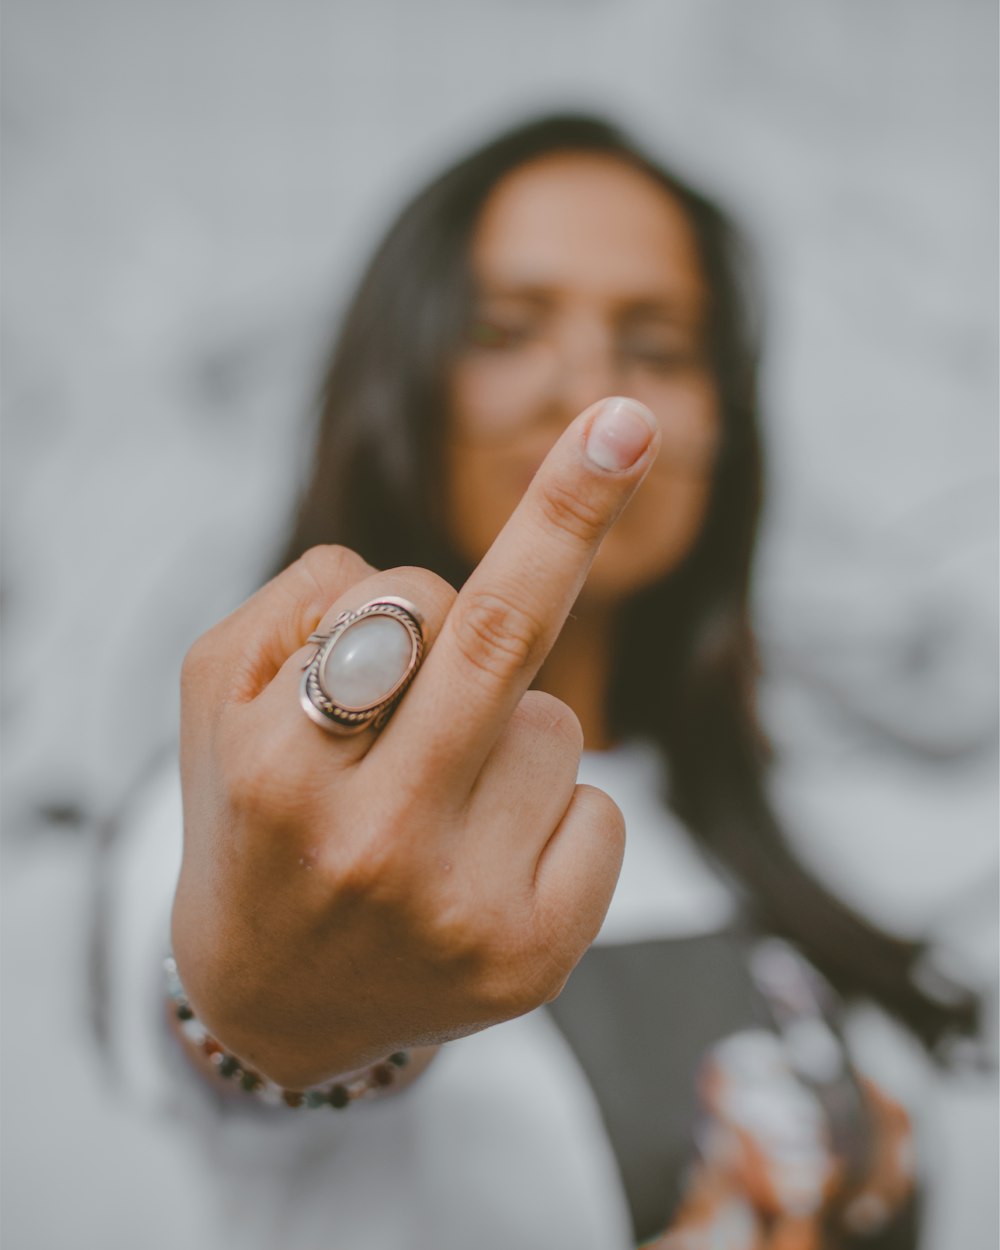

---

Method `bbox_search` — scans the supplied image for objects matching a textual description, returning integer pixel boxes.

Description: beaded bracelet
[164,955,410,1109]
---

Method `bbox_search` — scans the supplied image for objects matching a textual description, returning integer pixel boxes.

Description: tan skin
[172,151,912,1237]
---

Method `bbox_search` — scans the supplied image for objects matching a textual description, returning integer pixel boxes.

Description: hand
[172,396,660,1088]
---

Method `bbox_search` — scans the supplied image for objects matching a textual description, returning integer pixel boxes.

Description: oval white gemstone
[319,614,414,710]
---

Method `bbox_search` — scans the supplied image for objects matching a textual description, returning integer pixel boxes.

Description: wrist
[164,955,437,1107]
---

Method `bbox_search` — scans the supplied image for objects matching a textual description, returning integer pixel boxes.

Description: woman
[115,115,978,1249]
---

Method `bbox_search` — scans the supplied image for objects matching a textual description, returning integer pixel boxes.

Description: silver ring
[300,596,426,735]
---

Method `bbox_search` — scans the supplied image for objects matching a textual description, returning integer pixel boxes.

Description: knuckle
[384,565,456,623]
[410,872,495,961]
[391,566,455,601]
[223,738,285,818]
[428,903,490,971]
[221,720,317,824]
[316,799,436,911]
[536,477,609,547]
[295,544,371,596]
[180,630,223,697]
[402,885,517,999]
[451,590,545,684]
[318,834,395,904]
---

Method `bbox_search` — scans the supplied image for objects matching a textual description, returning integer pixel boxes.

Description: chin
[582,532,689,607]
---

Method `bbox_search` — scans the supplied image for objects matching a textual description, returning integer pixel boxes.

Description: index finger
[378,396,660,788]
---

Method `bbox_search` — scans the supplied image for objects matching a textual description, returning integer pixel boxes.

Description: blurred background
[2,1,997,1247]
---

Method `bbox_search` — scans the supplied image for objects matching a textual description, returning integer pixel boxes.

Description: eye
[466,317,534,351]
[619,334,705,374]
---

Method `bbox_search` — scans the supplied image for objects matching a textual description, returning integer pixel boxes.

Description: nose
[542,319,621,424]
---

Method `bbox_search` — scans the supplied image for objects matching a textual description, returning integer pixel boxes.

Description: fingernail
[584,397,658,472]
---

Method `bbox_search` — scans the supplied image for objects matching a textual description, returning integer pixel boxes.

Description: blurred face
[445,151,721,607]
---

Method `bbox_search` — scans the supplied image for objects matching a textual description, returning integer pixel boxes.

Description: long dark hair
[281,113,978,1056]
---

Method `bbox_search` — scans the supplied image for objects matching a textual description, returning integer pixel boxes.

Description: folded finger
[242,565,456,772]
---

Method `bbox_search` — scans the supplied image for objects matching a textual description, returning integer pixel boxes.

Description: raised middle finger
[379,396,659,792]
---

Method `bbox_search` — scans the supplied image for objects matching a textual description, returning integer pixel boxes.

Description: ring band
[300,596,426,735]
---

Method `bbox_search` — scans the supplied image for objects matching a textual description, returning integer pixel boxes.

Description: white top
[104,742,737,1250]
[580,741,736,944]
